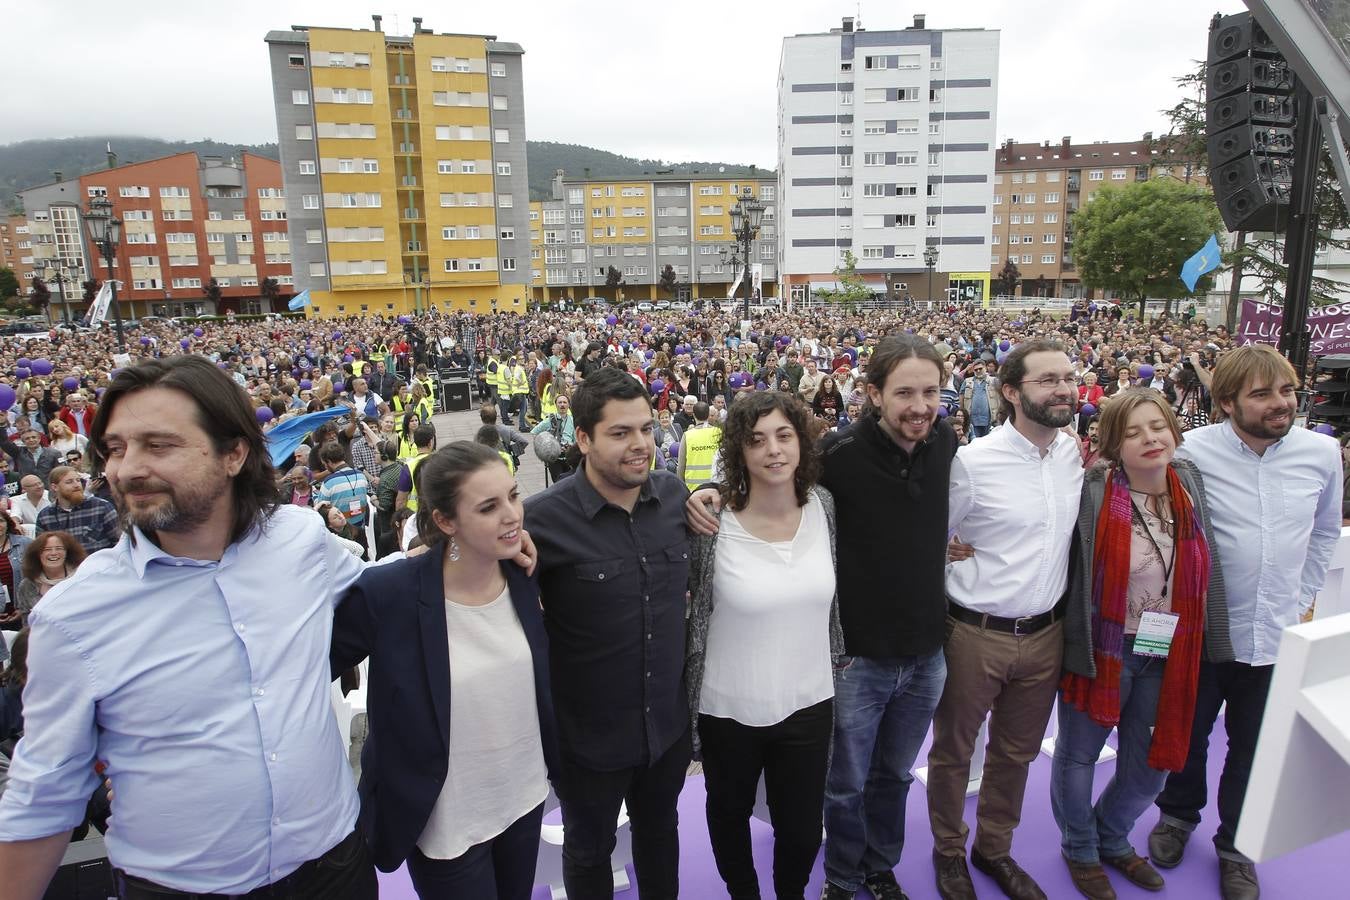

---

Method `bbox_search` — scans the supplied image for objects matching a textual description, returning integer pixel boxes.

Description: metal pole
[54,272,66,326]
[106,245,126,350]
[927,262,934,305]
[1279,85,1322,380]
[742,227,751,322]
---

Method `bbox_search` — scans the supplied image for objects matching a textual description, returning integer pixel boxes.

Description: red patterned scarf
[1060,464,1209,771]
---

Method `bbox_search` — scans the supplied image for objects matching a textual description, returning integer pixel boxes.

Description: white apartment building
[778,14,1000,305]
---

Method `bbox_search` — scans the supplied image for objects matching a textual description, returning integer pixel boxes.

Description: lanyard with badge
[1129,491,1179,658]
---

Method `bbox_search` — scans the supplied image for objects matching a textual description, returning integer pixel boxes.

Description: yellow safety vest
[540,383,557,417]
[371,344,389,366]
[414,397,435,423]
[498,449,516,474]
[682,424,721,491]
[419,376,437,401]
[398,436,418,461]
[392,394,409,413]
[486,357,502,392]
[404,452,430,512]
[509,365,528,396]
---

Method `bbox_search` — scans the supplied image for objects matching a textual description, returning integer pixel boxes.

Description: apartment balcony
[1066,177,1081,192]
[399,208,425,222]
[391,108,418,122]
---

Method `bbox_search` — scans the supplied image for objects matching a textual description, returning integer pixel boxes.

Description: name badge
[1133,611,1179,658]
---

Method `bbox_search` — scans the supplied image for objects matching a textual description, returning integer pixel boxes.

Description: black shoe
[970,849,1048,900]
[820,882,856,900]
[1219,859,1260,900]
[1102,851,1164,891]
[863,870,910,900]
[1147,820,1190,869]
[932,850,977,900]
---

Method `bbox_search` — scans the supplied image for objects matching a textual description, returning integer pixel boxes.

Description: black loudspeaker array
[1205,12,1296,231]
[1311,355,1350,429]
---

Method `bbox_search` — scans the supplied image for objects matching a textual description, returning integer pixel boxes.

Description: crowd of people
[0,297,1342,900]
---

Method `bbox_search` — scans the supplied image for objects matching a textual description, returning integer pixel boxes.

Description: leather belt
[948,601,1063,637]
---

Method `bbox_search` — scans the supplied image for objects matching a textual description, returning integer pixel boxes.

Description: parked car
[655,300,671,310]
[636,301,654,312]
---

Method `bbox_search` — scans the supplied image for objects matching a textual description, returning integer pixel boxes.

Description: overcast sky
[4,0,1228,166]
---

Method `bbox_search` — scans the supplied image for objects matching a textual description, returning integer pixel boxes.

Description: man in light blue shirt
[0,357,376,900]
[1149,344,1342,900]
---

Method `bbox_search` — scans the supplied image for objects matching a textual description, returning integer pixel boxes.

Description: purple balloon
[16,358,30,369]
[1314,423,1337,435]
[140,336,152,346]
[728,372,745,389]
[332,332,343,341]
[937,406,950,418]
[398,315,411,325]
[15,368,30,379]
[343,354,355,363]
[193,327,204,337]
[995,350,1008,365]
[255,406,275,424]
[998,340,1010,352]
[649,378,666,394]
[666,324,676,334]
[643,324,653,333]
[1080,403,1097,417]
[299,379,312,390]
[30,359,53,376]
[95,387,106,399]
[1138,364,1156,381]
[62,376,80,392]
[0,385,14,409]
[180,338,191,350]
[645,349,654,359]
[668,442,680,459]
[217,361,229,369]
[606,316,617,326]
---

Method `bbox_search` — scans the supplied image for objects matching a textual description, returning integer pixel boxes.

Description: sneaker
[820,882,856,900]
[863,870,910,900]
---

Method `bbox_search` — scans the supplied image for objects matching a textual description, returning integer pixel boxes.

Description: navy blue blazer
[331,548,560,873]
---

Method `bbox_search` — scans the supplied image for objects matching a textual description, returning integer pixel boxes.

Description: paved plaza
[428,406,550,498]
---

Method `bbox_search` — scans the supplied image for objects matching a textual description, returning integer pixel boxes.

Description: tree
[0,266,18,301]
[81,278,101,302]
[260,276,280,307]
[659,264,679,298]
[993,258,1022,296]
[812,250,872,312]
[1073,178,1225,318]
[202,277,223,307]
[29,276,51,315]
[605,265,624,288]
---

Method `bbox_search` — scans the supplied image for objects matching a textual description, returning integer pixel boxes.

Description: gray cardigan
[686,485,844,756]
[1063,458,1234,678]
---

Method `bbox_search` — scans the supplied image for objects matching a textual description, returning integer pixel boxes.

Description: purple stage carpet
[376,721,1348,898]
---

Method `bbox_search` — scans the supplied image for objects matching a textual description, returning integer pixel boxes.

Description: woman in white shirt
[45,420,89,459]
[686,391,842,900]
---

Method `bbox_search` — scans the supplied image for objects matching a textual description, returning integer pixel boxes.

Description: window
[459,126,474,141]
[444,259,460,271]
[863,183,885,197]
[494,129,510,143]
[1045,192,1060,203]
[840,91,853,105]
[499,226,515,240]
[929,88,941,102]
[1021,254,1033,264]
[501,258,516,271]
[897,183,917,196]
[840,154,852,168]
[1024,193,1036,203]
[898,87,919,101]
[839,185,852,199]
[496,161,511,176]
[927,214,938,227]
[442,226,458,240]
[354,52,370,67]
[930,123,941,135]
[207,211,222,221]
[288,53,305,68]
[1011,173,1024,184]
[895,214,917,227]
[490,62,506,77]
[861,247,884,259]
[864,120,885,135]
[1044,212,1059,223]
[465,226,481,239]
[992,234,1001,245]
[430,57,448,72]
[1023,212,1036,223]
[298,160,316,175]
[1089,170,1104,181]
[437,160,454,174]
[1046,172,1061,182]
[1044,233,1057,244]
[840,125,852,138]
[897,119,919,134]
[454,57,471,72]
[295,125,313,141]
[362,160,379,173]
[498,194,513,208]
[928,152,940,166]
[461,161,477,174]
[292,90,309,105]
[1041,254,1057,264]
[863,215,884,229]
[87,186,107,198]
[304,229,322,244]
[863,152,885,166]
[864,88,886,103]
[1025,172,1037,184]
[308,262,326,277]
[570,229,583,243]
[897,153,917,165]
[466,259,483,271]
[330,88,349,104]
[302,194,319,209]
[1111,169,1127,180]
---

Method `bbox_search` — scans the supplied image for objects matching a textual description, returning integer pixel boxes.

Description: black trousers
[557,729,692,900]
[113,830,376,899]
[406,803,544,900]
[699,699,833,900]
[1155,660,1274,857]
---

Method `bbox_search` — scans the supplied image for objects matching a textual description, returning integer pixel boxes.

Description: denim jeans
[823,650,947,892]
[1051,643,1168,864]
[1155,659,1274,860]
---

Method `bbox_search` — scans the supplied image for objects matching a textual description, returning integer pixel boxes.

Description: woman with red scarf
[1052,388,1229,899]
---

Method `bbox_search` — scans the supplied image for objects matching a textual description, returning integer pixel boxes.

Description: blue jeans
[968,422,991,439]
[823,650,947,892]
[1051,643,1167,864]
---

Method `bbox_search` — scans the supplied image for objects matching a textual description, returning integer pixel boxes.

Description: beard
[1019,392,1075,429]
[114,474,230,534]
[1230,401,1294,441]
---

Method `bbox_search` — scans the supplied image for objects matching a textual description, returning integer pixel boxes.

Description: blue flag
[287,289,312,312]
[265,406,353,468]
[1180,235,1222,292]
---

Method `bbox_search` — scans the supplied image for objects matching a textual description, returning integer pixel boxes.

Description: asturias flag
[287,289,312,312]
[1180,234,1222,292]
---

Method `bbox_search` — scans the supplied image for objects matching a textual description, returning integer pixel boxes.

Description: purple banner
[1237,299,1350,356]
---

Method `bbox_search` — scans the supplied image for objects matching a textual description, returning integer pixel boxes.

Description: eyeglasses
[1020,375,1078,390]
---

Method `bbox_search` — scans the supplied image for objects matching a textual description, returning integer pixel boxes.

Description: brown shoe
[1103,851,1164,891]
[1219,859,1260,900]
[932,850,977,900]
[1065,861,1117,900]
[970,849,1048,900]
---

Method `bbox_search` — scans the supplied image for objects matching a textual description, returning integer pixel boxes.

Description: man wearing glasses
[928,340,1083,900]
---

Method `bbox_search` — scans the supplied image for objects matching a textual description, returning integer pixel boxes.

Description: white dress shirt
[13,490,50,526]
[946,424,1084,617]
[1177,422,1342,665]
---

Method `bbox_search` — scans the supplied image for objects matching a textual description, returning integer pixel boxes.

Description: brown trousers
[926,615,1063,858]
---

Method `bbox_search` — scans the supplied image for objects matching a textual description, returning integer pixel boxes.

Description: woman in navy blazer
[332,441,559,899]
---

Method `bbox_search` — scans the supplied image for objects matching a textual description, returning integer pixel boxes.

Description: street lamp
[923,244,939,307]
[83,197,126,350]
[37,260,81,325]
[728,187,765,321]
